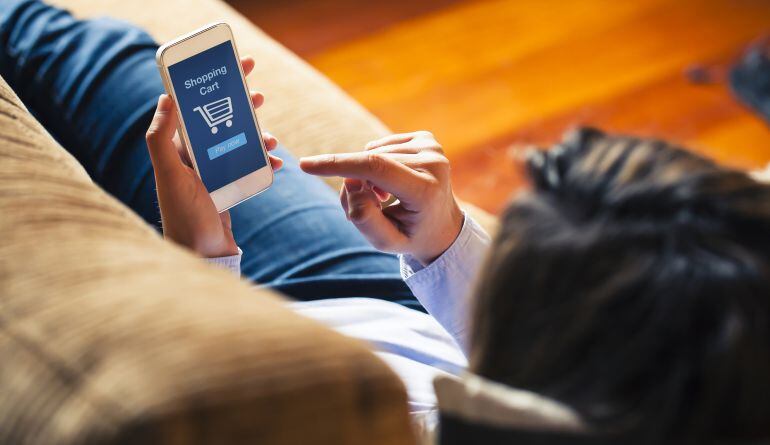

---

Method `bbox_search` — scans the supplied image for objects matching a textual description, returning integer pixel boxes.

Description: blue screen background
[168,41,266,192]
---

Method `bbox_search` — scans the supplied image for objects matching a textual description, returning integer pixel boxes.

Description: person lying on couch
[2,0,769,441]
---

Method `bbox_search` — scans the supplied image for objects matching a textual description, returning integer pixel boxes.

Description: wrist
[414,203,464,265]
[211,238,240,258]
[202,234,240,258]
[170,234,239,259]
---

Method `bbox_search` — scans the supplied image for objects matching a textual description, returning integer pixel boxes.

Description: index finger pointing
[299,152,425,202]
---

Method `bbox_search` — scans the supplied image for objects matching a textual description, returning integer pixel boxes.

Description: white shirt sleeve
[399,214,491,355]
[204,247,242,275]
[203,214,492,356]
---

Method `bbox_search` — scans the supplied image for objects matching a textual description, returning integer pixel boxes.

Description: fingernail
[299,154,331,171]
[157,94,171,109]
[301,154,326,162]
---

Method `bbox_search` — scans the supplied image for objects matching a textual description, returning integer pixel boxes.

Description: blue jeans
[0,0,421,310]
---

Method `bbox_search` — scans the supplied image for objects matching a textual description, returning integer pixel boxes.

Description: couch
[0,0,496,443]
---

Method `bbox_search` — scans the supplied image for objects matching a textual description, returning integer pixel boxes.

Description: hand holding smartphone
[156,23,272,212]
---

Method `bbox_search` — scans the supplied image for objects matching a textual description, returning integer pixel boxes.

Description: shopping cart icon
[193,97,233,134]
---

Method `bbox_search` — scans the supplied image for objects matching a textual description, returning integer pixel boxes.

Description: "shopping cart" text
[184,65,227,96]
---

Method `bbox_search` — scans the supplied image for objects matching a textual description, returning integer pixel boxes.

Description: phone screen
[167,41,267,192]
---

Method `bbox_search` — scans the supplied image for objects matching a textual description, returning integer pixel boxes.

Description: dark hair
[470,128,770,440]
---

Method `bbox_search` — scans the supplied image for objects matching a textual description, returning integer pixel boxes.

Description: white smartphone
[156,22,272,212]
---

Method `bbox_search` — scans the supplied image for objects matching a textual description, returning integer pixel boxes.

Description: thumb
[146,94,182,175]
[344,178,408,252]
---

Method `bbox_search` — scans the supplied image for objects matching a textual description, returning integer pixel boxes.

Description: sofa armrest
[0,76,414,444]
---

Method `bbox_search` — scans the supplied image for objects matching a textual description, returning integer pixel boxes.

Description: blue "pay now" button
[207,132,247,160]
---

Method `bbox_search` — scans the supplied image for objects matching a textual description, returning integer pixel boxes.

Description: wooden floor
[227,0,770,213]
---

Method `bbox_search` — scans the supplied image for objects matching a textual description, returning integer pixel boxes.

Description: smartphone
[156,23,272,212]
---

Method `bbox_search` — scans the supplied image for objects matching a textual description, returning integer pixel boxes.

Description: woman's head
[470,128,770,439]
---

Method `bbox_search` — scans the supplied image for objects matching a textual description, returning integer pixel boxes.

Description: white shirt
[207,215,491,414]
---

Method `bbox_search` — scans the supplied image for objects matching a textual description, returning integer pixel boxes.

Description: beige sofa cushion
[0,76,414,443]
[49,0,499,234]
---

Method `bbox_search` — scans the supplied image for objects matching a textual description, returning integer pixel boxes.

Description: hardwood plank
[310,0,770,156]
[450,51,770,213]
[226,0,463,57]
[310,0,672,112]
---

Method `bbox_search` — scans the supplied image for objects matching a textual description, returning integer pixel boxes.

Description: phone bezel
[156,22,273,213]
